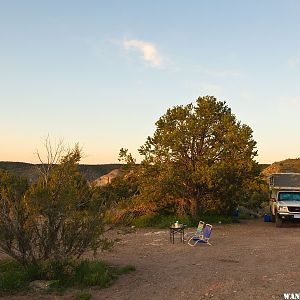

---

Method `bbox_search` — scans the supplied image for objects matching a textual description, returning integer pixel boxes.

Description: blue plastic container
[264,214,271,222]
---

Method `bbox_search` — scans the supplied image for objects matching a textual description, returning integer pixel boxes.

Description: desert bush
[0,144,110,266]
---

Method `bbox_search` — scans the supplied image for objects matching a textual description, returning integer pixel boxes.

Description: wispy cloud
[288,55,300,67]
[123,38,162,67]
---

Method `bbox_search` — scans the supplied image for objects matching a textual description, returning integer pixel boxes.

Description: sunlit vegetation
[0,143,135,296]
[104,96,268,225]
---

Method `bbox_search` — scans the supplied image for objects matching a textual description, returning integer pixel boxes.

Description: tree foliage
[115,96,260,219]
[0,144,109,266]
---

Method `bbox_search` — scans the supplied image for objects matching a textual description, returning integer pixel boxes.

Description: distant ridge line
[0,161,123,182]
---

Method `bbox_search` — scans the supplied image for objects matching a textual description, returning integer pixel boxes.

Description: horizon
[0,160,123,166]
[0,159,286,166]
[1,1,300,164]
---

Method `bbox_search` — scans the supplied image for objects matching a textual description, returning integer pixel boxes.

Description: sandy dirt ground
[3,219,300,299]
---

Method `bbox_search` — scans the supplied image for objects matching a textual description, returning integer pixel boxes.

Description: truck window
[278,192,300,201]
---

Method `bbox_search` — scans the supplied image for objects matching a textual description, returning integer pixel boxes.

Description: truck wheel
[275,213,283,227]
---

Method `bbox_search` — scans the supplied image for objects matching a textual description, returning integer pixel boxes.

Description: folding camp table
[169,224,185,244]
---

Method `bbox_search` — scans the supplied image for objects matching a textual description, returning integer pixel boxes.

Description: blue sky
[1,1,300,164]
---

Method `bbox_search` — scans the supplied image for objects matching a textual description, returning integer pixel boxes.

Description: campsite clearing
[2,219,300,299]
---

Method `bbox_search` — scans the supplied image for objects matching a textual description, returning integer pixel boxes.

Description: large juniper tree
[138,96,258,215]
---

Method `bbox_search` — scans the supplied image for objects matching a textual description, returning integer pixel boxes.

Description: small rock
[29,280,54,291]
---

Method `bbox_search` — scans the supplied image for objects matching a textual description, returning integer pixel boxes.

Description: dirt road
[4,219,300,299]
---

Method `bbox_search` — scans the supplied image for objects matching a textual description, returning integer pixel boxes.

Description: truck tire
[275,213,283,227]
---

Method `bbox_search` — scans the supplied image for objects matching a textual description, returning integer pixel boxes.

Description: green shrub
[132,213,235,228]
[74,260,115,288]
[0,259,135,295]
[0,145,109,267]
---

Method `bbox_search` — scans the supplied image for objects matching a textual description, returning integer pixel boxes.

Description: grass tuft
[0,260,29,293]
[75,290,92,300]
[0,258,135,296]
[117,265,136,275]
[74,260,115,288]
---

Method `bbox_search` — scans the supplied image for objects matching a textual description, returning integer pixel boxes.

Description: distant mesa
[93,169,122,186]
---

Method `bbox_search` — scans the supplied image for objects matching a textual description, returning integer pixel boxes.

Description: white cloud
[288,55,300,67]
[123,38,162,67]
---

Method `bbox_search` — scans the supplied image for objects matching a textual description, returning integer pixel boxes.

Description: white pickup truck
[269,173,300,227]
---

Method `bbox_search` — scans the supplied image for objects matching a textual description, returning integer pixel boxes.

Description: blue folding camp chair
[188,223,213,246]
[187,221,205,244]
